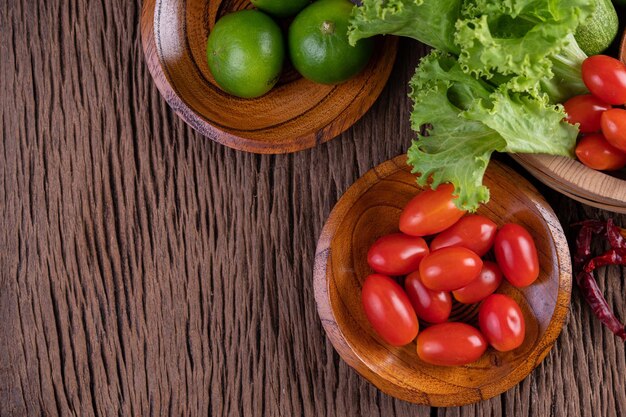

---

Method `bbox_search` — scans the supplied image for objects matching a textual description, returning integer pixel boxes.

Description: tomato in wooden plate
[581,55,626,105]
[416,322,487,366]
[404,271,452,324]
[419,247,483,291]
[575,133,626,171]
[430,214,497,256]
[367,233,429,276]
[453,261,503,304]
[399,184,466,237]
[361,274,419,346]
[478,294,525,352]
[600,108,626,153]
[494,223,539,287]
[563,94,611,133]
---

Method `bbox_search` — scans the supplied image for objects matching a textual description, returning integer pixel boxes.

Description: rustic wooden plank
[1,1,625,416]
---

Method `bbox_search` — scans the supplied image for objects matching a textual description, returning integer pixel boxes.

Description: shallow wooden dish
[512,29,626,213]
[313,155,571,406]
[140,0,398,154]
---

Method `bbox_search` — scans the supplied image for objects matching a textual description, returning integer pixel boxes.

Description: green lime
[251,0,311,18]
[207,10,285,99]
[288,0,374,85]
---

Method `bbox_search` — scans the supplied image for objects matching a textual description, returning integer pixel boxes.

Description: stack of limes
[206,0,374,99]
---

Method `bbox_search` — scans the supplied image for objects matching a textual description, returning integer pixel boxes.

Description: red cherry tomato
[494,224,539,287]
[575,133,626,171]
[563,94,611,133]
[430,214,497,257]
[453,261,503,304]
[478,294,525,352]
[361,274,419,346]
[581,55,626,105]
[404,271,452,324]
[416,322,487,366]
[601,108,626,153]
[399,184,466,237]
[367,233,429,276]
[419,247,483,291]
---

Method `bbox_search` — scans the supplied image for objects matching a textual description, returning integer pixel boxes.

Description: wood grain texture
[0,1,625,416]
[141,0,398,154]
[314,156,571,407]
[511,27,626,213]
[511,157,626,214]
[511,153,626,213]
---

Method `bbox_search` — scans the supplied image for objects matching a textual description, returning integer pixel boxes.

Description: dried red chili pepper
[573,219,626,263]
[583,248,626,272]
[573,220,605,268]
[573,219,626,341]
[605,219,626,249]
[576,271,626,341]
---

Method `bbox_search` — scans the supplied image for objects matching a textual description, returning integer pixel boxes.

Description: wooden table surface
[1,1,625,416]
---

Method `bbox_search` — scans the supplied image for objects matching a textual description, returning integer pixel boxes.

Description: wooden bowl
[313,155,572,406]
[511,28,626,213]
[140,0,398,154]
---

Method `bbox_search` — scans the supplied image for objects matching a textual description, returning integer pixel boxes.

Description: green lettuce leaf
[540,33,589,103]
[348,1,590,210]
[408,51,578,211]
[464,88,577,156]
[407,98,503,210]
[348,0,462,53]
[408,52,504,210]
[455,0,595,94]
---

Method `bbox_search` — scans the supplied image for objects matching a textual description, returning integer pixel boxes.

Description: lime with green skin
[251,0,311,18]
[207,10,284,99]
[288,0,374,85]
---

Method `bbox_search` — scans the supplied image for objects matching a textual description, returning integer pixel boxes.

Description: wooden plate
[140,0,398,154]
[313,155,571,406]
[512,28,626,213]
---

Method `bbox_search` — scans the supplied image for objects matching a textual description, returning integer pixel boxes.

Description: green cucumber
[575,0,619,56]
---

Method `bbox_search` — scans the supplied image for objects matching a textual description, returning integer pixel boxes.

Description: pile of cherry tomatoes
[361,184,540,367]
[565,55,626,171]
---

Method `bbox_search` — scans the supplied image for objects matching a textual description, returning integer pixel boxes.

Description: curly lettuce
[455,0,594,100]
[408,51,576,210]
[349,0,595,210]
[407,52,504,208]
[348,0,462,53]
